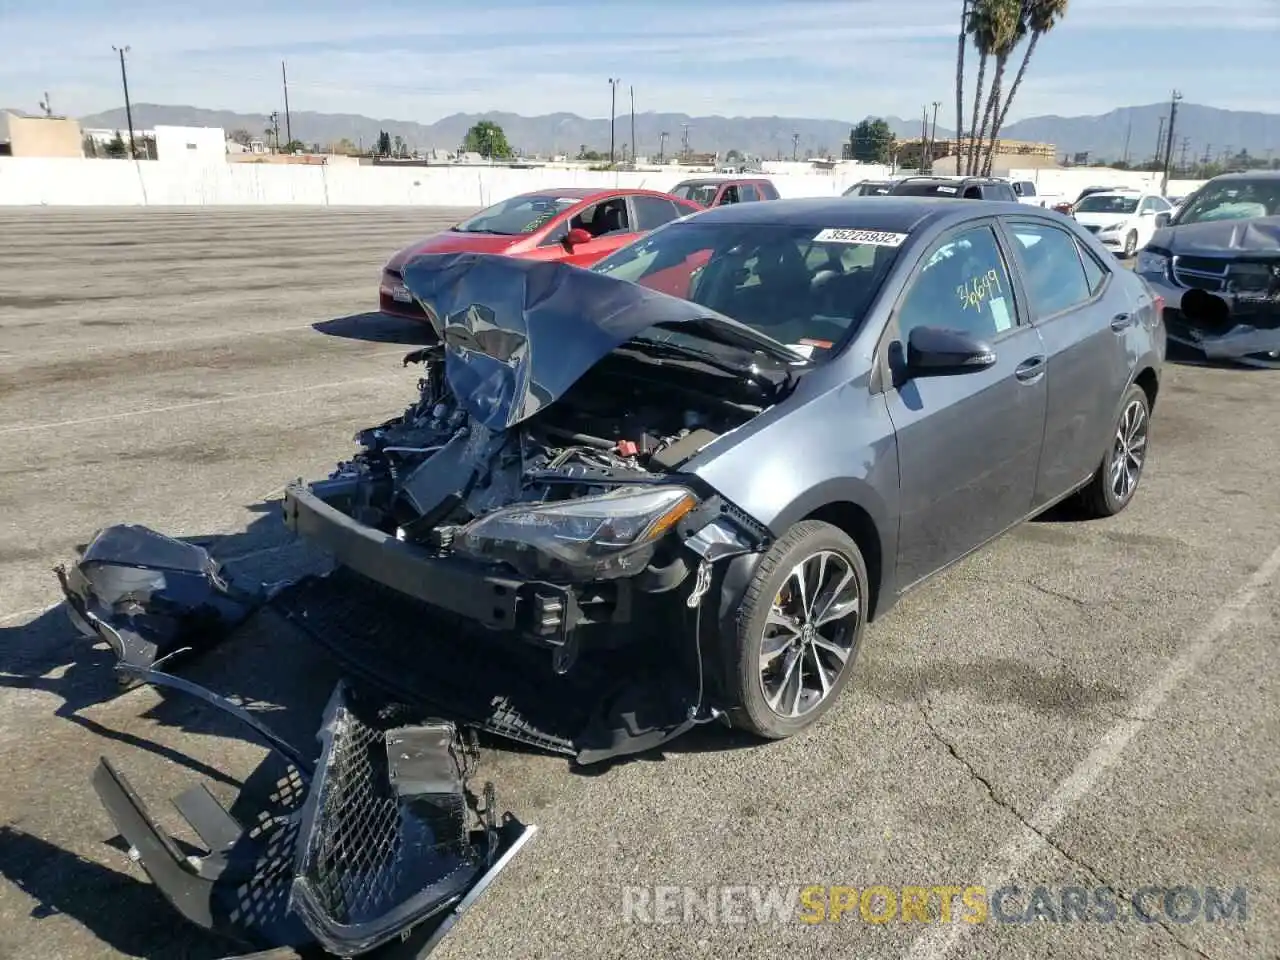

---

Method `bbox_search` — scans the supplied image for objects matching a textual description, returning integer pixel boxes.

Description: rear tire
[720,520,869,739]
[1079,384,1151,518]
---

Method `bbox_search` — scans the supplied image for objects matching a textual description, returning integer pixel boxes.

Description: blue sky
[2,0,1277,122]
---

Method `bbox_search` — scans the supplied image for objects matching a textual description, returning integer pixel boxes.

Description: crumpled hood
[386,232,518,270]
[1153,216,1280,257]
[399,252,737,431]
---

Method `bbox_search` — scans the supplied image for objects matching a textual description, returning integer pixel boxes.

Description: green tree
[850,118,894,164]
[377,130,392,156]
[229,128,253,147]
[82,134,97,158]
[105,132,127,158]
[282,139,306,154]
[331,138,358,156]
[983,0,1069,174]
[463,121,512,158]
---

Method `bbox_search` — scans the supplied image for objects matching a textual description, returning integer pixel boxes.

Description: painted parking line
[903,539,1280,960]
[0,369,405,436]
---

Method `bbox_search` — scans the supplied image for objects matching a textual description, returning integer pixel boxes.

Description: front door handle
[1110,312,1133,332]
[1014,355,1046,383]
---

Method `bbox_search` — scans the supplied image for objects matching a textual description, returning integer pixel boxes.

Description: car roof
[674,177,769,185]
[512,187,686,201]
[682,195,1042,232]
[896,175,1007,185]
[1209,170,1280,180]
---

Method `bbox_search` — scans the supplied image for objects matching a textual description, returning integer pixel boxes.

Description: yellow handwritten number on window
[957,269,1002,312]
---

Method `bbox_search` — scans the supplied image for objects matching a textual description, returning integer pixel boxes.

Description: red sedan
[379,187,703,319]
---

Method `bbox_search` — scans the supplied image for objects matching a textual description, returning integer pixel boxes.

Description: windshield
[890,181,966,197]
[1174,179,1280,225]
[1075,195,1140,215]
[670,183,719,206]
[591,221,904,360]
[453,194,580,235]
[844,182,891,196]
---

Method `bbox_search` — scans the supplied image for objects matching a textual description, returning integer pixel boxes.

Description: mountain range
[46,101,1280,162]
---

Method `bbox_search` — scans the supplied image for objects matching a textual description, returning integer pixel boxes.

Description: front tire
[720,520,869,739]
[1123,231,1138,258]
[1079,384,1151,518]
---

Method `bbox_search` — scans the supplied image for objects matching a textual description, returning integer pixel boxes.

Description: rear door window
[632,195,684,231]
[719,184,741,205]
[1008,222,1093,317]
[740,184,759,202]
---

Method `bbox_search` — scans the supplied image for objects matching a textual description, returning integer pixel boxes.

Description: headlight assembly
[452,485,699,581]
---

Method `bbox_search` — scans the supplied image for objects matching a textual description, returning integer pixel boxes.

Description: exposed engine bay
[319,341,771,584]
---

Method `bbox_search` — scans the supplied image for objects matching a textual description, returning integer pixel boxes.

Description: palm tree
[964,0,1003,174]
[955,0,971,175]
[984,0,1069,173]
[975,0,1027,176]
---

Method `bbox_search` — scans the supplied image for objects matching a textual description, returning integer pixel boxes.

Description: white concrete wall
[0,157,1202,208]
[154,126,227,163]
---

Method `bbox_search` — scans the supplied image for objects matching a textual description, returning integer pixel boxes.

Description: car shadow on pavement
[312,311,437,345]
[0,825,243,960]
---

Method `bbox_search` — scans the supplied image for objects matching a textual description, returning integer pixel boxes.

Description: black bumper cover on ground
[92,680,535,958]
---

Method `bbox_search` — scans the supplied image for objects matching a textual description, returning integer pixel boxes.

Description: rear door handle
[1110,312,1133,332]
[1014,355,1046,383]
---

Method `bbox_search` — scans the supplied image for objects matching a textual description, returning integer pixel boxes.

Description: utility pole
[630,85,636,165]
[681,123,690,160]
[1121,118,1132,166]
[281,60,292,147]
[268,111,280,153]
[607,78,620,164]
[1154,116,1166,169]
[1161,90,1181,194]
[658,131,669,163]
[920,106,928,171]
[791,132,799,161]
[112,45,137,160]
[929,100,941,172]
[1179,137,1190,174]
[39,92,53,117]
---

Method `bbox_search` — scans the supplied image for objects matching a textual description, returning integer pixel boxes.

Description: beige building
[0,112,85,158]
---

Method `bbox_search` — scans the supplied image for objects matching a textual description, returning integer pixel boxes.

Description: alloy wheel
[1109,398,1148,502]
[758,550,861,719]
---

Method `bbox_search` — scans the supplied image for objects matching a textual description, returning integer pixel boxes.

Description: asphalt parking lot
[0,207,1276,960]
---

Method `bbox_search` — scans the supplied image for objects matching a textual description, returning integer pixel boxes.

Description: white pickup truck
[1006,178,1064,209]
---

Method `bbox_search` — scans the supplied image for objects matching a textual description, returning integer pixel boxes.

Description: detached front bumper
[93,680,534,958]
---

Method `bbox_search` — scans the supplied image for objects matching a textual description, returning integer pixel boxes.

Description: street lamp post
[607,78,621,164]
[112,45,137,160]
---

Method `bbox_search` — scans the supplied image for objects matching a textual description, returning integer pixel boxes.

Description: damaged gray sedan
[60,197,1164,956]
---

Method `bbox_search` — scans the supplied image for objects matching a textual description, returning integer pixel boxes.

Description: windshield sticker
[799,337,835,349]
[812,228,908,246]
[787,343,817,358]
[957,269,1003,312]
[935,185,958,194]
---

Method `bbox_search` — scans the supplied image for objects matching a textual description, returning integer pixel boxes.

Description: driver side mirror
[1154,212,1171,227]
[564,227,592,250]
[906,326,997,377]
